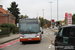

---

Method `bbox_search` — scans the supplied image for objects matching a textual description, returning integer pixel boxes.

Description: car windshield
[20,23,39,34]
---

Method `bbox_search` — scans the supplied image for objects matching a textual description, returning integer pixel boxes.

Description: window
[70,27,75,37]
[20,23,39,34]
[0,11,3,13]
[63,27,71,37]
[58,28,63,36]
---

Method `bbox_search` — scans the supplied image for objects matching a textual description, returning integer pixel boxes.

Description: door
[69,27,75,46]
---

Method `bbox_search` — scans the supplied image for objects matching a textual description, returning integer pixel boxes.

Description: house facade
[0,5,16,25]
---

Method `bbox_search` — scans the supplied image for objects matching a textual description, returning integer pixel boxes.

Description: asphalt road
[1,29,56,50]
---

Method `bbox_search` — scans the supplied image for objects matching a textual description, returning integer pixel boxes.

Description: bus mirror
[40,30,41,32]
[42,31,43,34]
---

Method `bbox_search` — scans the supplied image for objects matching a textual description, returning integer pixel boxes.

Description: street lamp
[57,0,58,21]
[49,2,53,29]
[7,12,10,36]
[37,13,38,18]
[42,9,44,19]
[42,9,45,28]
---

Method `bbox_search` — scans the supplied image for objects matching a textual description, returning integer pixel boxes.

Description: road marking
[48,44,54,49]
[44,31,45,33]
[46,33,48,35]
[49,46,51,48]
[0,39,19,49]
[44,34,52,40]
[50,33,52,34]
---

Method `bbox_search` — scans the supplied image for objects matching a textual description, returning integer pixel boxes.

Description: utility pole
[42,9,45,28]
[42,9,44,19]
[37,13,38,18]
[57,0,58,21]
[49,2,53,29]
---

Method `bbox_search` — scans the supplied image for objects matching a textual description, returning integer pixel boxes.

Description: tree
[7,1,20,24]
[45,19,49,24]
[44,24,47,28]
[72,14,75,24]
[47,21,51,27]
[39,17,46,27]
[25,15,28,18]
[19,15,28,19]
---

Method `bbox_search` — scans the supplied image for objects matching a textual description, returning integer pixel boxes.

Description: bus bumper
[20,38,40,42]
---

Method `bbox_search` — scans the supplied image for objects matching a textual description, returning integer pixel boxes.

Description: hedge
[0,23,19,35]
[12,27,19,34]
[0,27,10,35]
[0,23,15,28]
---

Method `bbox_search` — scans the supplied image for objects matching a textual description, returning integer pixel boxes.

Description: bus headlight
[20,37,23,38]
[37,36,40,37]
[20,35,23,38]
[37,34,40,37]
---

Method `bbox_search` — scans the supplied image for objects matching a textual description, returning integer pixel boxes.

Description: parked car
[54,25,75,50]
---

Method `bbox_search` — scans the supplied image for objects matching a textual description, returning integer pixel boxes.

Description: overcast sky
[0,0,75,21]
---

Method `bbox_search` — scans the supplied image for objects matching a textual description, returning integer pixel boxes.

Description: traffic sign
[65,13,68,19]
[51,19,54,22]
[67,14,72,25]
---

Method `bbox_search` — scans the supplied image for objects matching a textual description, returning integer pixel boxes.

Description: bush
[12,27,19,34]
[0,27,10,35]
[0,23,16,32]
[15,27,19,33]
[0,23,15,28]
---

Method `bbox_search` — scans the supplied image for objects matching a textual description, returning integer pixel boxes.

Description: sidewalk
[50,29,58,32]
[50,29,58,45]
[0,34,19,44]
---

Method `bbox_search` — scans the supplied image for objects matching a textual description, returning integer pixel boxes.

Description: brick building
[0,5,16,25]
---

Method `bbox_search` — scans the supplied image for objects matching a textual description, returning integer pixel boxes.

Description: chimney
[0,5,3,8]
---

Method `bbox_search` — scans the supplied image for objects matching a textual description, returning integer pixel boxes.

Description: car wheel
[55,47,58,50]
[38,36,42,43]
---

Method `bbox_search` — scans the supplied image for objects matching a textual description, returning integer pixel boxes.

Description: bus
[19,18,43,44]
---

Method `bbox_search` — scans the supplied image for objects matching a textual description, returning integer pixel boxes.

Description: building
[0,5,16,25]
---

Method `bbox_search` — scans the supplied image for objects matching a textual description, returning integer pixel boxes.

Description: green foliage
[15,27,19,33]
[19,15,29,19]
[39,17,46,27]
[64,19,67,25]
[12,27,19,34]
[72,14,75,24]
[10,32,13,34]
[7,1,20,24]
[47,21,51,27]
[0,28,10,35]
[45,19,49,24]
[0,23,15,28]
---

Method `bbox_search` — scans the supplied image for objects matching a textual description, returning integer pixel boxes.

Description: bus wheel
[38,37,41,43]
[22,42,26,44]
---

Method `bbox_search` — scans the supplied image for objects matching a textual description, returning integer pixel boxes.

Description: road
[1,29,56,50]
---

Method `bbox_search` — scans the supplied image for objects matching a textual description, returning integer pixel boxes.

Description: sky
[0,0,75,21]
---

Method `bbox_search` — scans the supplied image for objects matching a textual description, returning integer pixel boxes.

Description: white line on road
[49,46,51,48]
[50,33,52,34]
[44,31,45,33]
[48,44,54,49]
[44,34,52,40]
[46,33,48,35]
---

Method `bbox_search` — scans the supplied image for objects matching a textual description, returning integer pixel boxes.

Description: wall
[0,16,15,25]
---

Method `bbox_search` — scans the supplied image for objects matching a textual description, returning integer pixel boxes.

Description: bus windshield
[20,23,39,34]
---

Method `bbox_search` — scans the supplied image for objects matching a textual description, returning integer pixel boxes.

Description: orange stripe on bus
[20,38,40,42]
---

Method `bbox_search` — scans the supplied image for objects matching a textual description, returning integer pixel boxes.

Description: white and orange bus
[19,18,43,44]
